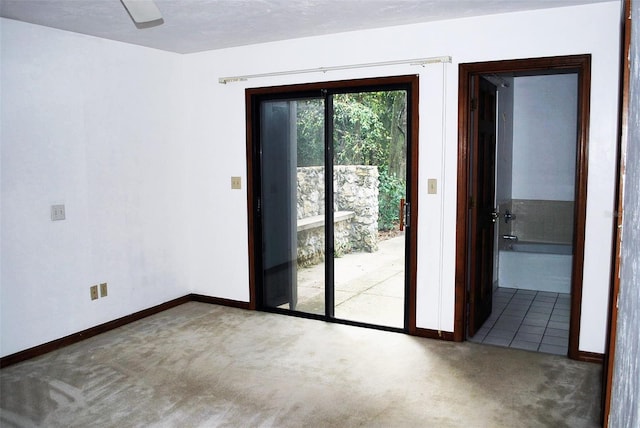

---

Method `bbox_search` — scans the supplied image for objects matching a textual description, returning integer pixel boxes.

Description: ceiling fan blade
[121,0,163,24]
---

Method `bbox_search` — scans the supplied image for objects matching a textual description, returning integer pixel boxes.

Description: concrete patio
[294,234,406,328]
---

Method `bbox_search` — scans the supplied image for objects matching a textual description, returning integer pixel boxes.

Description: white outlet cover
[51,204,66,221]
[231,176,242,189]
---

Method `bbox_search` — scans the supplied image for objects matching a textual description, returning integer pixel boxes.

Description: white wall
[182,1,621,353]
[494,78,515,285]
[0,1,622,357]
[496,78,515,205]
[512,74,578,200]
[0,19,188,357]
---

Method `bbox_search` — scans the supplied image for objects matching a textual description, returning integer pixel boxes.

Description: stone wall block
[296,165,379,266]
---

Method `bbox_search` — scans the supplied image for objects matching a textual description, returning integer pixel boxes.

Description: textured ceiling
[0,0,615,54]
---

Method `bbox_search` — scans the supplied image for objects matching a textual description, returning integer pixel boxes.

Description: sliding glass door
[260,97,325,314]
[331,91,407,328]
[250,78,416,331]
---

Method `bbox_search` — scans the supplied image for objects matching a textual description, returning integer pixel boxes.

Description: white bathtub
[498,241,573,293]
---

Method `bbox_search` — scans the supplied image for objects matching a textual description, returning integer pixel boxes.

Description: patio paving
[294,234,406,328]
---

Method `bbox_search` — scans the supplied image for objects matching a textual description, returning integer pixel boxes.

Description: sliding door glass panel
[260,98,325,315]
[331,91,407,328]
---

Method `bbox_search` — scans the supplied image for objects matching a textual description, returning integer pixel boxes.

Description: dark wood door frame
[454,55,592,361]
[245,75,420,334]
[468,76,499,337]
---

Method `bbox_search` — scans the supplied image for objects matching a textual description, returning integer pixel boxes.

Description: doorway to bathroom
[455,55,591,360]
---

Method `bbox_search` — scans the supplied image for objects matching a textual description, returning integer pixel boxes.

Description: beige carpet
[0,302,602,427]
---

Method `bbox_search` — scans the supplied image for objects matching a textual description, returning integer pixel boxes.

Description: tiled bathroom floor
[469,287,570,355]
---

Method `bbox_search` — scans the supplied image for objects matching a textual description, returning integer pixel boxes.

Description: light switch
[51,204,66,221]
[427,179,437,194]
[231,176,242,190]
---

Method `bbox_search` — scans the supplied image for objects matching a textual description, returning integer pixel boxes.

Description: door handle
[399,199,410,231]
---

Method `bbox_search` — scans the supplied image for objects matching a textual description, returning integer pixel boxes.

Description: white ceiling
[0,0,614,54]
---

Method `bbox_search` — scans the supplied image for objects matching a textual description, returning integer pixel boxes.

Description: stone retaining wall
[333,165,379,253]
[296,166,378,266]
[296,211,355,267]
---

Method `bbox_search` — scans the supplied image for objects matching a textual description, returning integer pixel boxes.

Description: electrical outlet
[231,176,242,189]
[100,283,108,297]
[51,204,66,221]
[90,285,99,300]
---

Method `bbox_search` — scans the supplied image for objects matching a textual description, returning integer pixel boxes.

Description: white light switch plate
[427,179,437,194]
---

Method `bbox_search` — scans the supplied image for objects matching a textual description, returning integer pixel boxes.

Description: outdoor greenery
[296,91,407,231]
[378,166,406,231]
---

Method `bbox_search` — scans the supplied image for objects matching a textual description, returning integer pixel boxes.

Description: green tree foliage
[332,93,386,166]
[296,91,407,230]
[378,166,406,231]
[296,99,325,166]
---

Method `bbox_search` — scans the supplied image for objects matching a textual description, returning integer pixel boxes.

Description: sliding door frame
[245,75,419,333]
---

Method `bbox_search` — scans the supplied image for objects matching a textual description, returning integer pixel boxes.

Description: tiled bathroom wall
[509,199,574,244]
[497,200,513,250]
